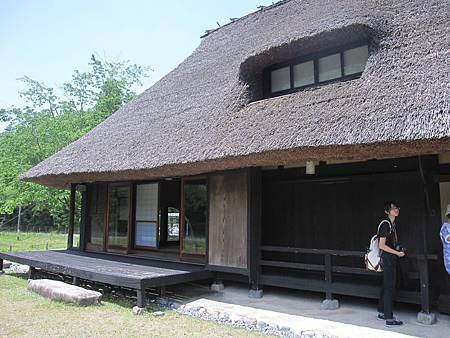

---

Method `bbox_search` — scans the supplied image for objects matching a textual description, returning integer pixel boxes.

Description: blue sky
[0,0,273,129]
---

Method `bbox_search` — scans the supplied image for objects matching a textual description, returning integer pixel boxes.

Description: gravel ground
[175,304,335,338]
[1,264,331,337]
[4,262,29,274]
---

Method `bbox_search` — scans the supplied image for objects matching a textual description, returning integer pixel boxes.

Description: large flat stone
[28,279,102,306]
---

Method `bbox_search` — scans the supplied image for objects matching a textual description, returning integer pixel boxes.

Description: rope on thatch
[201,0,292,38]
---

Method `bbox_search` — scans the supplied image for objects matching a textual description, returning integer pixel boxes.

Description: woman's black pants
[377,255,398,319]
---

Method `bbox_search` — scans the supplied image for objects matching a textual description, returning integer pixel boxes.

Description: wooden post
[67,184,76,249]
[418,256,430,313]
[159,286,166,298]
[79,189,87,251]
[417,156,433,314]
[16,205,21,241]
[324,253,333,299]
[28,266,35,280]
[73,276,79,286]
[136,288,145,308]
[247,168,262,293]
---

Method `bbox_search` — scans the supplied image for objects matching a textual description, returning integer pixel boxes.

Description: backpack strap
[377,219,392,234]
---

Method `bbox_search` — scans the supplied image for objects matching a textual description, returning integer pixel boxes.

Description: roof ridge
[200,0,293,38]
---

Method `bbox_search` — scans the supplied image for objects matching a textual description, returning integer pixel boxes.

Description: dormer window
[265,43,369,98]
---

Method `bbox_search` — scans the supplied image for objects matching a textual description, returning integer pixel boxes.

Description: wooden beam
[136,288,145,308]
[260,259,381,276]
[28,266,36,280]
[324,253,332,300]
[67,184,76,249]
[261,245,365,257]
[418,256,430,313]
[207,264,249,275]
[260,259,324,272]
[79,190,87,251]
[247,167,262,290]
[261,245,437,259]
[260,274,421,304]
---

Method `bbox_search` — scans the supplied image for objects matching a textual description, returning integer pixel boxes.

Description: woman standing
[377,201,405,327]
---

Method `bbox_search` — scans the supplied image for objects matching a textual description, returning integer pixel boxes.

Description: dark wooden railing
[260,245,437,312]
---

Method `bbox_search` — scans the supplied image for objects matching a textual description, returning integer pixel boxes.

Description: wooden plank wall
[208,172,248,268]
[261,157,442,262]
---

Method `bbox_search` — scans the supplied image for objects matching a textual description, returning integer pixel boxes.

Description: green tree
[0,55,149,231]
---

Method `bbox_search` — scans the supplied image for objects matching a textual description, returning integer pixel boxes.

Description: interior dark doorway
[158,180,181,251]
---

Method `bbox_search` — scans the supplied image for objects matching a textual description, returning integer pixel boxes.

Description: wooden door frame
[132,181,161,251]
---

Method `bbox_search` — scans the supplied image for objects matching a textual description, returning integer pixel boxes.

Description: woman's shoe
[385,319,403,327]
[378,313,397,321]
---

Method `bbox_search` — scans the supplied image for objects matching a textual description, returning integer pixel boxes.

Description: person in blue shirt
[440,205,450,276]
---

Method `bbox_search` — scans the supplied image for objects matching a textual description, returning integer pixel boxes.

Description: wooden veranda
[0,250,212,307]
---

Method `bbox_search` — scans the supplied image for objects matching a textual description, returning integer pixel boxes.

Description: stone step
[28,279,102,306]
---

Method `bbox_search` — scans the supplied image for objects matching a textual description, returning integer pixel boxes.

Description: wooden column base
[28,267,36,280]
[136,289,146,308]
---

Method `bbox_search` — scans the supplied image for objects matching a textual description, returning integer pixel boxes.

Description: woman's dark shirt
[377,219,398,258]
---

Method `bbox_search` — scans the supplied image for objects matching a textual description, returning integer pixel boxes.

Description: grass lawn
[0,231,77,252]
[0,274,269,338]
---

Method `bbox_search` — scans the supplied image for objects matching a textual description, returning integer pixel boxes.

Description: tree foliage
[0,55,149,231]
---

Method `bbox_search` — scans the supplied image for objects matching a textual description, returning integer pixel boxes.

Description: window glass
[318,53,341,82]
[73,187,83,248]
[182,181,207,255]
[293,60,314,88]
[135,183,158,247]
[107,184,129,247]
[344,45,368,75]
[167,207,180,241]
[271,66,290,93]
[88,184,107,246]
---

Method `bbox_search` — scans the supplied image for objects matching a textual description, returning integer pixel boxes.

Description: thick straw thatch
[23,0,450,187]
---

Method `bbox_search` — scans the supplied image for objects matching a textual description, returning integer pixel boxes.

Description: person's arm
[379,237,405,257]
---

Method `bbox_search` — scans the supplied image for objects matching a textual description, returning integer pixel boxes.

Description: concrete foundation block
[28,279,102,306]
[132,306,146,315]
[320,298,339,310]
[417,311,436,325]
[210,281,225,292]
[248,288,263,299]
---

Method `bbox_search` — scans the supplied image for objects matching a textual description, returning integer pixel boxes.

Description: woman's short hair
[384,201,398,213]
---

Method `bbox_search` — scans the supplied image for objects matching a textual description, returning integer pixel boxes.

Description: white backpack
[365,220,391,272]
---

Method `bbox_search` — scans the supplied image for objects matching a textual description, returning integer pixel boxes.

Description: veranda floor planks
[0,250,212,290]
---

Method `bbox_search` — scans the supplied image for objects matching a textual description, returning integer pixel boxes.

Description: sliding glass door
[134,183,159,248]
[181,179,207,257]
[106,183,131,250]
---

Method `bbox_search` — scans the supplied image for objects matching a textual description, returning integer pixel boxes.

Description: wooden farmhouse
[2,0,450,316]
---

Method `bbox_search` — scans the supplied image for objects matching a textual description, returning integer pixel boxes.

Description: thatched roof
[23,0,450,187]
